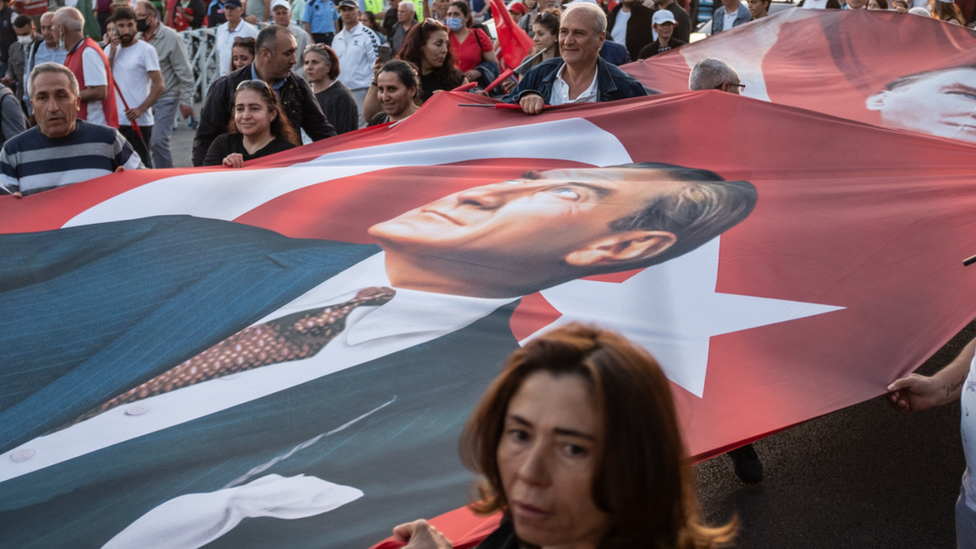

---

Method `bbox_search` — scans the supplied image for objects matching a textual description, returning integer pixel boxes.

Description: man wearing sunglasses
[193,24,336,166]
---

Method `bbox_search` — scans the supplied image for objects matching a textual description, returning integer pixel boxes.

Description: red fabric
[7,89,976,547]
[64,38,119,128]
[450,27,493,73]
[15,0,48,16]
[489,0,533,70]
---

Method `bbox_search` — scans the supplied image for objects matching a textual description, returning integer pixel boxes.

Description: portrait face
[225,4,243,21]
[114,17,137,46]
[234,88,275,137]
[846,0,867,8]
[272,5,291,27]
[40,13,57,46]
[446,4,469,26]
[303,50,330,81]
[496,371,611,548]
[339,5,360,27]
[31,71,80,139]
[432,0,449,15]
[532,22,555,51]
[558,9,604,69]
[134,3,154,27]
[377,70,415,117]
[867,68,976,143]
[232,44,254,70]
[524,0,537,9]
[421,29,449,69]
[14,21,34,38]
[397,3,414,23]
[261,31,297,78]
[368,167,684,276]
[654,21,673,41]
[747,0,767,18]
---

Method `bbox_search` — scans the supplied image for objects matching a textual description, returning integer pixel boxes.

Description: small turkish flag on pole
[489,0,534,70]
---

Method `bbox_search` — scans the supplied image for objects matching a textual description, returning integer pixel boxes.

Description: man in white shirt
[271,0,312,75]
[215,0,260,74]
[107,7,164,168]
[504,3,647,113]
[711,0,749,33]
[332,0,379,127]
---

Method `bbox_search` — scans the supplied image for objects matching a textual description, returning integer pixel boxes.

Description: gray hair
[562,2,607,34]
[688,58,739,91]
[28,62,80,99]
[54,6,85,31]
[400,1,415,10]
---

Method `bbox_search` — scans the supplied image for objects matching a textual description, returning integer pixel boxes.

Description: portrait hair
[305,44,341,80]
[881,64,976,91]
[109,7,137,23]
[380,59,420,95]
[449,0,473,26]
[459,322,737,549]
[689,58,739,91]
[400,1,415,11]
[54,7,85,32]
[534,9,561,55]
[562,2,607,34]
[28,61,79,99]
[13,14,32,29]
[256,24,292,55]
[398,19,463,92]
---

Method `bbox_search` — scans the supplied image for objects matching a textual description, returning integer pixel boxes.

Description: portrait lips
[419,208,463,225]
[511,500,552,521]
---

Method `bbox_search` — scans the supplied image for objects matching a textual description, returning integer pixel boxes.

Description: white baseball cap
[652,9,676,24]
[271,0,291,11]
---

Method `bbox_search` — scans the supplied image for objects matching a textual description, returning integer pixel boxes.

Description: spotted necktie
[66,286,397,427]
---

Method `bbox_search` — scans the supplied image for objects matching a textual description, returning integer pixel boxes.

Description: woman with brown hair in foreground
[392,323,737,549]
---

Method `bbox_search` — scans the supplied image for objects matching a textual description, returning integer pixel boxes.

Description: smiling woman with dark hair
[391,323,738,549]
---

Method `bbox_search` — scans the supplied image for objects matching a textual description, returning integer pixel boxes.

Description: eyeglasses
[420,17,445,29]
[305,43,329,53]
[236,79,273,91]
[233,36,256,44]
[718,82,746,91]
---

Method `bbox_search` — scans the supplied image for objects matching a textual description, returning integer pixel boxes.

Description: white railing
[178,27,219,100]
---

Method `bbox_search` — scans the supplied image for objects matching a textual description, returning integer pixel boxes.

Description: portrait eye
[503,179,523,185]
[562,443,588,458]
[507,428,530,443]
[949,90,976,101]
[551,187,581,199]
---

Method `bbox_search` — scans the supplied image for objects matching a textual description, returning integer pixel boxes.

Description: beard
[119,32,135,46]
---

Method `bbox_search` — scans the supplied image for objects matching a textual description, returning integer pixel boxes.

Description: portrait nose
[454,182,528,209]
[516,441,551,487]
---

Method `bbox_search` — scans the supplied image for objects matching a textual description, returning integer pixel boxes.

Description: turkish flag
[490,0,534,70]
[2,91,976,548]
[625,10,976,146]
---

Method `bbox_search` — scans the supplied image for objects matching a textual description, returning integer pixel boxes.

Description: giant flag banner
[3,89,976,548]
[625,9,976,146]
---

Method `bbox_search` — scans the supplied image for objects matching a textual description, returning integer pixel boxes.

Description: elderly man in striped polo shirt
[0,63,143,198]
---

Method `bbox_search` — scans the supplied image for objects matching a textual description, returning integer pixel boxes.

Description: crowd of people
[0,0,971,193]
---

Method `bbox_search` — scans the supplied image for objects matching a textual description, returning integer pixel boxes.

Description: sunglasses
[236,79,273,91]
[233,36,256,44]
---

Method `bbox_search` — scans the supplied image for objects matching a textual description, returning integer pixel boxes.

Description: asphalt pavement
[169,112,966,549]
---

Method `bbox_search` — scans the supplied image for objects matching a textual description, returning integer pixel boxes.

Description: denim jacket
[502,56,649,105]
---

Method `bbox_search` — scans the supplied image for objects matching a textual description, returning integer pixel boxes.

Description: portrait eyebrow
[944,84,976,96]
[507,414,596,440]
[517,170,615,199]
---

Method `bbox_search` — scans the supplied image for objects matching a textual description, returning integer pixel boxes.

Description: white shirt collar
[550,62,599,106]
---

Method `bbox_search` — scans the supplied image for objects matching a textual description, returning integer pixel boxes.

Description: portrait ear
[564,230,677,268]
[865,92,887,112]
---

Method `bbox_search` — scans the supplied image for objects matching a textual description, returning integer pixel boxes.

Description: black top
[368,111,391,127]
[419,68,465,103]
[315,80,360,135]
[475,521,521,549]
[661,1,692,44]
[638,37,687,60]
[203,133,297,166]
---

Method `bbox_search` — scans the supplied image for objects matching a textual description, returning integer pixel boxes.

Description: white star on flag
[520,237,844,398]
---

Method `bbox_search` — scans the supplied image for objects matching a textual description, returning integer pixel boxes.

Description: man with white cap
[638,10,685,59]
[215,0,260,74]
[272,0,312,74]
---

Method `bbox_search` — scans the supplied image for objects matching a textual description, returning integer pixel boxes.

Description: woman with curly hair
[397,18,465,102]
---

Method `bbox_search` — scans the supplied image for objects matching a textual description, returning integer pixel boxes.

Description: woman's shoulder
[368,111,391,126]
[267,136,299,154]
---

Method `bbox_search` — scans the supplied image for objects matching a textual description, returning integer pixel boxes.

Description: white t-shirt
[107,41,161,127]
[723,9,738,30]
[215,20,260,75]
[80,47,109,126]
[961,356,976,511]
[611,10,630,45]
[550,62,598,105]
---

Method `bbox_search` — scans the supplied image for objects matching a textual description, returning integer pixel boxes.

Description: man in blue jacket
[503,2,648,114]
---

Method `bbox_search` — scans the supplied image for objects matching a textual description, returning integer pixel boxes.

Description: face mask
[17,35,33,45]
[136,18,149,32]
[58,26,65,50]
[445,16,463,30]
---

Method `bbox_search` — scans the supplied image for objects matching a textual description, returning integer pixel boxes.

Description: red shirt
[450,28,493,74]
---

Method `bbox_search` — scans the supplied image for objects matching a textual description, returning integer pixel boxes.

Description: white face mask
[17,34,33,45]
